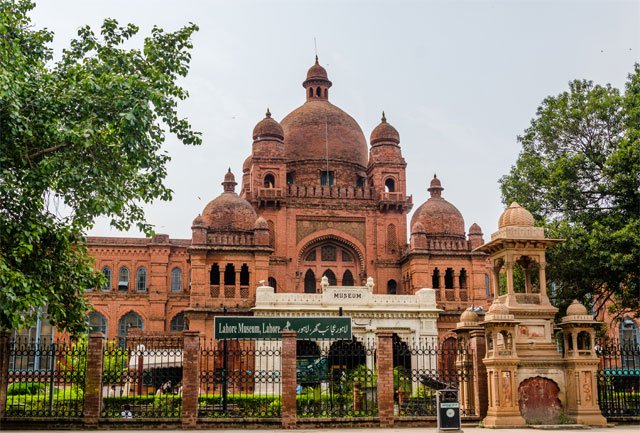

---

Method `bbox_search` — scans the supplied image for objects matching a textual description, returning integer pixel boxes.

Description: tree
[500,65,640,319]
[0,1,201,335]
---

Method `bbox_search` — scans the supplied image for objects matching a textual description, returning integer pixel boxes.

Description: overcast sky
[31,0,639,240]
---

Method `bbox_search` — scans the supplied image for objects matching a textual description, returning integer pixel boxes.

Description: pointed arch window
[170,312,187,332]
[210,263,220,285]
[136,267,147,291]
[432,268,440,289]
[240,264,250,286]
[268,277,277,292]
[323,269,337,286]
[171,267,182,292]
[224,263,236,285]
[304,269,316,293]
[118,266,130,291]
[342,270,354,286]
[88,312,107,335]
[118,312,143,340]
[387,279,397,295]
[102,266,112,291]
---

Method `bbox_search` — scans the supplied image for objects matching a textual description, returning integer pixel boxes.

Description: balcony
[378,192,413,211]
[255,187,285,208]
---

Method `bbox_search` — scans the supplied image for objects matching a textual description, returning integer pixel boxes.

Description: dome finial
[222,168,237,193]
[381,111,387,123]
[428,174,444,198]
[315,54,319,65]
[265,108,271,118]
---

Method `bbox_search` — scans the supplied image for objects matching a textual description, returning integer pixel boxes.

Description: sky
[30,0,639,240]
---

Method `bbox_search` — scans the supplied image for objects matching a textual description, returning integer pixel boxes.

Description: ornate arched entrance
[299,238,361,292]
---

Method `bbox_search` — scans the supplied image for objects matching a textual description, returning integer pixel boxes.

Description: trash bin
[437,389,462,433]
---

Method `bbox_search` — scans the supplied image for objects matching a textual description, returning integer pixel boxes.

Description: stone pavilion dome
[498,202,535,228]
[280,57,368,168]
[566,299,589,317]
[410,175,466,239]
[201,169,257,232]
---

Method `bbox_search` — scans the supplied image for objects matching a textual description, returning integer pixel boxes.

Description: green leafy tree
[0,0,201,335]
[500,65,640,319]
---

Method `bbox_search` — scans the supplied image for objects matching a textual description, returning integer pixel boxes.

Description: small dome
[498,202,535,228]
[192,214,205,226]
[411,222,426,235]
[410,175,466,239]
[201,170,257,232]
[252,109,284,141]
[460,309,479,323]
[566,300,589,317]
[242,155,251,173]
[469,223,483,235]
[306,56,329,81]
[370,112,400,145]
[254,216,269,230]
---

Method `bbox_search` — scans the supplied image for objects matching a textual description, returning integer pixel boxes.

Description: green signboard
[214,316,352,340]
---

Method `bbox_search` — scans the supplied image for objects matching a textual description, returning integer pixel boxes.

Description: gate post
[376,331,394,427]
[84,332,105,426]
[281,331,297,428]
[0,332,11,420]
[469,328,488,418]
[182,331,201,428]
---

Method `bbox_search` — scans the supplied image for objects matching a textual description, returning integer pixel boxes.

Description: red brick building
[85,58,492,341]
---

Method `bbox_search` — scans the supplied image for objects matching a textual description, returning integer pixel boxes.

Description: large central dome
[280,58,368,168]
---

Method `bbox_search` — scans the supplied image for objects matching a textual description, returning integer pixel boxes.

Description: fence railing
[597,340,640,420]
[6,338,86,418]
[296,338,378,418]
[199,338,281,418]
[101,336,183,418]
[393,339,474,417]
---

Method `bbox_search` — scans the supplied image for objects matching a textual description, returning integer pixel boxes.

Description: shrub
[7,381,47,395]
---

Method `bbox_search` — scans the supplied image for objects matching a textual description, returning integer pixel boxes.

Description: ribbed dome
[498,202,535,228]
[460,309,479,323]
[252,109,284,141]
[370,112,400,145]
[566,300,589,317]
[281,100,368,167]
[469,223,483,235]
[410,175,466,239]
[488,302,509,315]
[201,169,257,232]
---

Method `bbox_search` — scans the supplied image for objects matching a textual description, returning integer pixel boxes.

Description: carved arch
[296,231,366,272]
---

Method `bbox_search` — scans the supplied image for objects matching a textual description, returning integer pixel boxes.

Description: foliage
[0,0,201,335]
[500,65,640,319]
[393,366,411,394]
[57,337,127,383]
[7,381,47,395]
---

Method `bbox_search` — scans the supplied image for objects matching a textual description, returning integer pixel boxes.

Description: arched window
[118,311,143,339]
[304,269,316,293]
[321,245,337,261]
[240,264,250,286]
[102,266,112,291]
[268,277,277,292]
[342,270,354,286]
[432,268,440,289]
[323,269,337,286]
[88,312,107,335]
[170,312,187,332]
[387,224,397,254]
[210,263,220,285]
[384,178,395,193]
[118,266,129,291]
[263,173,275,188]
[136,267,147,291]
[316,87,321,97]
[309,88,313,98]
[485,274,491,298]
[444,268,454,289]
[171,268,182,292]
[224,263,235,285]
[324,89,328,98]
[459,268,467,289]
[387,279,397,295]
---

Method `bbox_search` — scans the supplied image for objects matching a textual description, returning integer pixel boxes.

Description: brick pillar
[84,332,105,426]
[377,331,394,427]
[182,331,200,428]
[0,332,11,419]
[280,331,297,428]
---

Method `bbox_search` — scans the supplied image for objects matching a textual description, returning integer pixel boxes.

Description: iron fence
[596,340,640,420]
[393,338,474,417]
[6,337,86,417]
[296,338,378,418]
[199,338,281,418]
[101,336,183,418]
